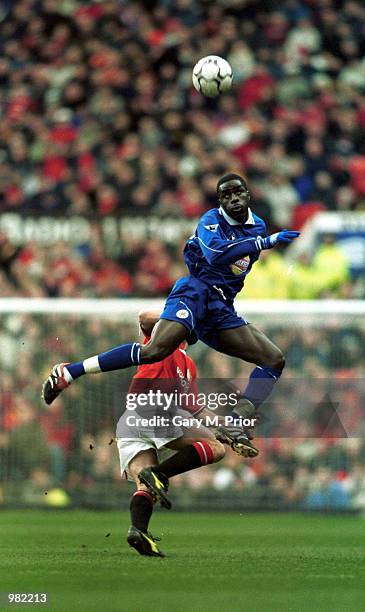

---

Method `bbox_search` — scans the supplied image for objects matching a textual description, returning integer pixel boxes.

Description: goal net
[1,299,364,511]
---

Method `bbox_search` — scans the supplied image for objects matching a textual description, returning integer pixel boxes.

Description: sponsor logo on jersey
[176,309,189,319]
[230,256,250,276]
[204,224,218,231]
[177,365,190,391]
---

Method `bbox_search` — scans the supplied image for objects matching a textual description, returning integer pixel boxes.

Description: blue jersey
[183,206,268,301]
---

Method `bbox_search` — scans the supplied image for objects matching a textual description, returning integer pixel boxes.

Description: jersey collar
[219,206,255,226]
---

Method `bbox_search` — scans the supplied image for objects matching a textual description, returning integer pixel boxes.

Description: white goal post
[0,298,364,316]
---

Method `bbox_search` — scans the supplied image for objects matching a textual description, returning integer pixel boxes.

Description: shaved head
[217,173,247,194]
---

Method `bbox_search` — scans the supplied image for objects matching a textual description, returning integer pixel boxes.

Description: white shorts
[115,406,205,481]
[116,436,176,481]
[115,405,207,480]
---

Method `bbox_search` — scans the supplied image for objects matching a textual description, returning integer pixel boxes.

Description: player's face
[218,179,251,223]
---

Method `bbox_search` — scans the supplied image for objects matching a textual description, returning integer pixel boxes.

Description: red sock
[192,441,214,465]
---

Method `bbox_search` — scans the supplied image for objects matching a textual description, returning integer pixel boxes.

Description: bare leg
[216,323,285,412]
[216,323,284,369]
[140,320,188,363]
[129,449,159,490]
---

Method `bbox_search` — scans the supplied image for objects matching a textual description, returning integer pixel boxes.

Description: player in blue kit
[42,174,299,487]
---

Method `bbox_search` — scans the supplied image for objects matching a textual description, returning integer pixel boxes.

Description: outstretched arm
[196,223,300,265]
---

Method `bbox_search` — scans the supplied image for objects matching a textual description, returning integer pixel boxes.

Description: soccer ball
[192,55,233,98]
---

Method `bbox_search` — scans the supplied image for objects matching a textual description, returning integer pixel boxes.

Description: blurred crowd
[1,311,364,510]
[2,230,360,298]
[1,0,365,297]
[0,232,187,297]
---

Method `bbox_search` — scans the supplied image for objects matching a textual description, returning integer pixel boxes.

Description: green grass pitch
[0,510,364,612]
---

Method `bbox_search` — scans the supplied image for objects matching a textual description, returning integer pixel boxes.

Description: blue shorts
[160,276,247,350]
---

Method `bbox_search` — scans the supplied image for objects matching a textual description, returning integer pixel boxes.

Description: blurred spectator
[40,401,74,482]
[0,233,22,288]
[238,250,291,299]
[313,234,350,297]
[239,236,351,300]
[21,468,55,506]
[304,466,351,510]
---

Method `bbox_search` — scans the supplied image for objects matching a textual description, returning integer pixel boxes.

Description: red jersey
[128,335,199,414]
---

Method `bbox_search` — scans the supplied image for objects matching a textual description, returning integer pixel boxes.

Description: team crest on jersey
[176,309,189,319]
[230,256,250,276]
[204,224,218,231]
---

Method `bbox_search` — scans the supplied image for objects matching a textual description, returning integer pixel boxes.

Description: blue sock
[66,342,141,380]
[241,365,283,409]
[98,342,141,371]
[66,361,85,379]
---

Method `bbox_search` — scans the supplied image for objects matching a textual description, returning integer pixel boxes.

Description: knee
[268,349,285,372]
[141,342,172,364]
[207,439,226,463]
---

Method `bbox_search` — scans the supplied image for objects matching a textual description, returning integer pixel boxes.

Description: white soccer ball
[192,55,233,98]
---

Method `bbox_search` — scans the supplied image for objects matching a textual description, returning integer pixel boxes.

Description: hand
[270,229,300,246]
[261,229,300,249]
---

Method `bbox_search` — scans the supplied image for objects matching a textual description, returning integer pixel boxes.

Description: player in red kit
[117,310,223,557]
[117,310,256,558]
